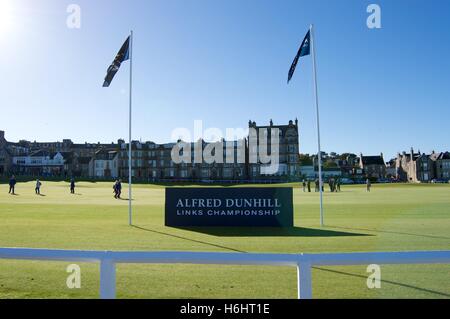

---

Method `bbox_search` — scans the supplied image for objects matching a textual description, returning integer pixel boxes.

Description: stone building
[0,119,301,182]
[248,119,300,181]
[0,131,12,175]
[359,153,386,178]
[90,149,120,178]
[430,151,450,181]
[395,148,435,183]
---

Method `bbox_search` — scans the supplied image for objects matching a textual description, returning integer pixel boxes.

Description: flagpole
[310,24,324,227]
[128,30,133,226]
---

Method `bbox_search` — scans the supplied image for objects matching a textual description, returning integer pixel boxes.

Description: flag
[103,36,130,87]
[287,30,311,83]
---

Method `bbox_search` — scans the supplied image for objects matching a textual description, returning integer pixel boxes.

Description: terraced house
[0,119,300,182]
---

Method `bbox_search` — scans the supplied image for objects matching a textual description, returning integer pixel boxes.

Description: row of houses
[396,149,450,183]
[298,149,450,183]
[1,128,448,183]
[0,119,301,182]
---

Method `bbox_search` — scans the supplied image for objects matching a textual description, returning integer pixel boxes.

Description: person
[116,179,122,199]
[8,175,16,195]
[336,178,341,192]
[366,178,371,192]
[70,178,76,194]
[307,180,311,193]
[329,178,334,192]
[302,180,306,192]
[315,179,319,192]
[35,179,42,195]
[113,180,118,199]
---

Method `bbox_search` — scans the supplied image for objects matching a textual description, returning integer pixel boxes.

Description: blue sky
[0,0,449,160]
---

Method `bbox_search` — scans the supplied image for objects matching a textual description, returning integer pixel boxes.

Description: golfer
[8,175,16,195]
[35,179,42,195]
[70,178,76,194]
[116,179,122,199]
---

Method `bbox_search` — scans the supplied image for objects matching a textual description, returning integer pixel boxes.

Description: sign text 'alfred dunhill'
[165,188,293,227]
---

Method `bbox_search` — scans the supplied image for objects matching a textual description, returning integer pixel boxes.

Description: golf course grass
[0,181,449,299]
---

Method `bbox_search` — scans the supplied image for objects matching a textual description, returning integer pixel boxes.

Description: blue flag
[288,30,310,83]
[103,36,130,87]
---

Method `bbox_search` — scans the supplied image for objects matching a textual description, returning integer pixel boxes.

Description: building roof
[361,156,385,166]
[94,149,118,160]
[29,150,58,158]
[434,152,450,160]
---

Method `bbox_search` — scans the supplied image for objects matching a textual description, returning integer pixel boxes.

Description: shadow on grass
[331,225,450,241]
[173,227,372,238]
[314,266,450,298]
[131,225,247,253]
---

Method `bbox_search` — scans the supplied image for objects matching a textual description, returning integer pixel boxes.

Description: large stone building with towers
[0,119,301,182]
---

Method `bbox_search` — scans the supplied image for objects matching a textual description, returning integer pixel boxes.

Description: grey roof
[361,156,385,166]
[94,149,118,160]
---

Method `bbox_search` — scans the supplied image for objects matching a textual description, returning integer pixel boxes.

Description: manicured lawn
[0,181,449,299]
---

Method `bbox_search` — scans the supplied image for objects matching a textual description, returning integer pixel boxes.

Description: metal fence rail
[1,248,449,299]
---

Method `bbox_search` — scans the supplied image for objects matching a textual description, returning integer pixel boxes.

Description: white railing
[0,248,449,299]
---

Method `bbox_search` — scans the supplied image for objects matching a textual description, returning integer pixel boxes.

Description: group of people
[6,175,77,195]
[302,178,341,193]
[113,180,122,199]
[301,177,373,192]
[328,178,341,192]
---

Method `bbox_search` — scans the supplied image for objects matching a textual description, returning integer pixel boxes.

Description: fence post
[100,259,116,299]
[297,261,312,299]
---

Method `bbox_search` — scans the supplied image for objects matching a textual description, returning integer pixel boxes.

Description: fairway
[0,181,449,299]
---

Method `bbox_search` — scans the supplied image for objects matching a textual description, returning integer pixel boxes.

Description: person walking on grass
[113,180,119,199]
[366,178,371,192]
[336,178,341,192]
[70,178,76,194]
[315,179,319,192]
[307,180,311,193]
[329,178,334,193]
[117,179,122,199]
[302,180,306,192]
[8,175,16,195]
[35,179,42,195]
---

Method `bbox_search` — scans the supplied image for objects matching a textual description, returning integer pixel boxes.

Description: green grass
[0,181,449,299]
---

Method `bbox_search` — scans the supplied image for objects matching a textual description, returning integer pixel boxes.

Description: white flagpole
[310,24,324,227]
[128,30,133,226]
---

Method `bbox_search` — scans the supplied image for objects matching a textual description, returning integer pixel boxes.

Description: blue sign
[165,188,293,227]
